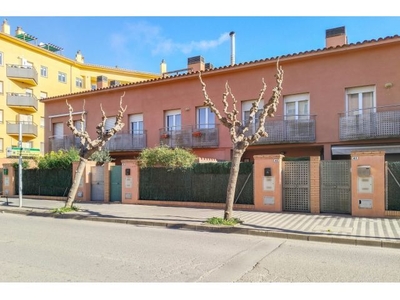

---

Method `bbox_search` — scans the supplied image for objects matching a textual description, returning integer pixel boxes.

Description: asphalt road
[1,213,400,286]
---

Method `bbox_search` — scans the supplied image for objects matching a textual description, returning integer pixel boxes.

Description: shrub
[138,145,196,170]
[35,148,80,169]
[89,149,114,165]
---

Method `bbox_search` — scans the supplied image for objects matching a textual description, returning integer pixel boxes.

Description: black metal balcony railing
[105,130,147,151]
[159,124,219,148]
[6,92,38,111]
[49,131,147,152]
[251,115,316,144]
[6,121,38,137]
[339,105,400,141]
[6,64,38,85]
[48,135,81,152]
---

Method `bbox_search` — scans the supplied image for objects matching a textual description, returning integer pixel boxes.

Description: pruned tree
[64,93,127,208]
[199,60,284,220]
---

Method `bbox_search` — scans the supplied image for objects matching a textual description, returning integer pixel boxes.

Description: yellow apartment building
[0,19,159,165]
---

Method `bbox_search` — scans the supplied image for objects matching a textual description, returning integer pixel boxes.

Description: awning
[332,144,400,155]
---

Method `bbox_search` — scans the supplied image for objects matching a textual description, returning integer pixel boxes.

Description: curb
[2,208,400,249]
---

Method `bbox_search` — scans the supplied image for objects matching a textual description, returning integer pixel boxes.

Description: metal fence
[139,163,253,204]
[386,162,400,211]
[15,167,72,197]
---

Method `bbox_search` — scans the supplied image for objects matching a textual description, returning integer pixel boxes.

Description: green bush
[89,149,114,165]
[12,160,30,170]
[138,145,196,170]
[35,148,80,169]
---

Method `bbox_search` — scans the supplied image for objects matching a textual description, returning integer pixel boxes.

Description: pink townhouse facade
[42,27,400,163]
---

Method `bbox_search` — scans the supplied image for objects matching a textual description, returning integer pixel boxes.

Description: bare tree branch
[199,59,283,147]
[66,92,127,156]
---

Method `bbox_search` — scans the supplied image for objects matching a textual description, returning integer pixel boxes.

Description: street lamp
[18,121,23,208]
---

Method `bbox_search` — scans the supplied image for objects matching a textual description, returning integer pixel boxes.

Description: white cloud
[110,20,230,57]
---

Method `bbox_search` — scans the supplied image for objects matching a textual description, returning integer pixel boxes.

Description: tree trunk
[224,148,245,220]
[65,157,87,208]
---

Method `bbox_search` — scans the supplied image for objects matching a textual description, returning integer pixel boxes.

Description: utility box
[263,176,275,191]
[357,165,371,177]
[359,199,372,209]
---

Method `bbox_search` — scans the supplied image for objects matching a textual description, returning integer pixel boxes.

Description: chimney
[97,75,108,89]
[15,26,24,36]
[75,50,84,63]
[230,31,235,66]
[1,19,10,34]
[325,26,347,48]
[160,59,167,74]
[188,55,205,72]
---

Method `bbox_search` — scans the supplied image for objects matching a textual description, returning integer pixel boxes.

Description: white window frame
[284,93,310,120]
[40,117,45,128]
[0,80,3,94]
[345,86,376,115]
[0,138,3,152]
[129,114,144,135]
[40,66,48,77]
[197,106,215,129]
[165,109,181,131]
[40,91,48,99]
[0,52,3,66]
[74,119,85,132]
[0,109,3,123]
[242,100,264,132]
[76,77,83,88]
[105,116,116,131]
[58,71,67,83]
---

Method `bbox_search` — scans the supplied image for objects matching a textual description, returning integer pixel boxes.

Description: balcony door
[242,100,263,134]
[284,93,310,120]
[165,110,181,131]
[129,114,144,134]
[346,86,375,115]
[197,107,215,129]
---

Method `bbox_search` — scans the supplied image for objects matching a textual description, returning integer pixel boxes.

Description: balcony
[159,125,219,148]
[6,64,38,85]
[253,115,316,144]
[6,121,38,138]
[105,130,147,151]
[7,92,38,112]
[48,135,81,152]
[339,105,400,141]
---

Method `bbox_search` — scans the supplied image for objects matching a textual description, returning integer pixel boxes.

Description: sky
[2,2,400,296]
[2,1,400,75]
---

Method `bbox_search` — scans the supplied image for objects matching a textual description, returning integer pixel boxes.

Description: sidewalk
[1,197,400,249]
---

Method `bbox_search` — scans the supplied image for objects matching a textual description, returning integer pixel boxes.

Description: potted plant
[192,131,202,137]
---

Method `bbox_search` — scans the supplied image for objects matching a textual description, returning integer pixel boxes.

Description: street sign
[6,147,41,158]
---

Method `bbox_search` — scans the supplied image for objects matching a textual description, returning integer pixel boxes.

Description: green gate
[110,165,122,202]
[386,162,400,211]
[320,160,351,214]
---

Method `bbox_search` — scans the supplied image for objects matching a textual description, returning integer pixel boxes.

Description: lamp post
[18,121,23,208]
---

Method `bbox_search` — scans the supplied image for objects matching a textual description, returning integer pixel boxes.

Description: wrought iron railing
[339,105,400,141]
[159,124,219,148]
[48,135,80,152]
[252,115,316,144]
[105,130,147,151]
